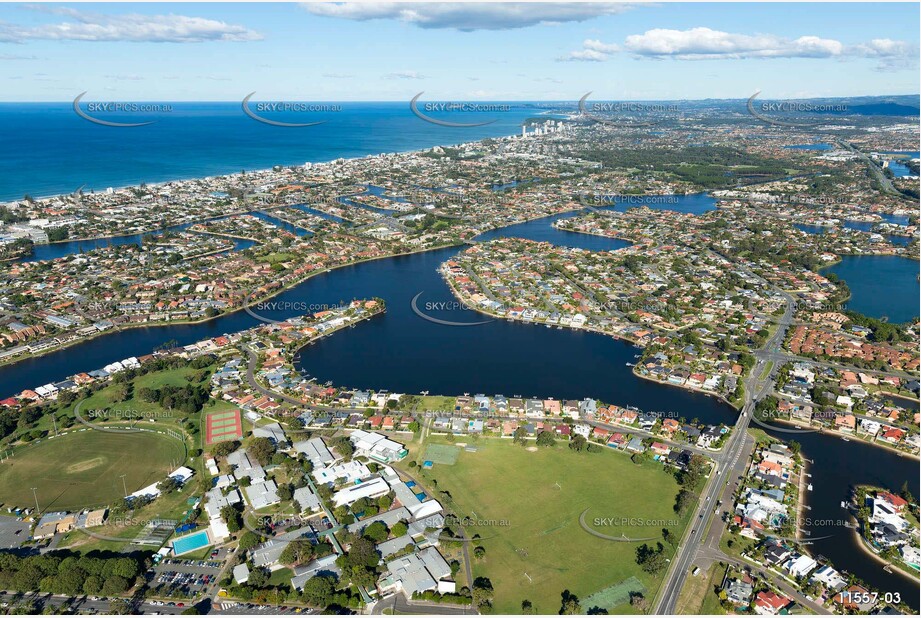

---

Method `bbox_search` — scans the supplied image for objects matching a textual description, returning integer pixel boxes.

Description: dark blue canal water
[19,212,284,263]
[0,193,735,426]
[825,255,920,324]
[795,222,914,247]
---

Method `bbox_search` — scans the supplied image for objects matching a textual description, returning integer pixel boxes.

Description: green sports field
[0,429,186,512]
[417,439,689,614]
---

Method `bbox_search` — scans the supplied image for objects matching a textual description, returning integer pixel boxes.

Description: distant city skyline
[0,2,918,102]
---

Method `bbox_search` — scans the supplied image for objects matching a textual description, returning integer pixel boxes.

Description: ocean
[0,101,544,201]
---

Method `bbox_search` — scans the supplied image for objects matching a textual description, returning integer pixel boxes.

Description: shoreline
[851,520,921,584]
[0,239,464,374]
[24,209,252,249]
[441,266,742,418]
[0,204,599,375]
[796,458,808,544]
[772,417,920,460]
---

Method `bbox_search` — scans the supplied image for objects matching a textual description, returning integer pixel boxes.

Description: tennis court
[205,409,243,444]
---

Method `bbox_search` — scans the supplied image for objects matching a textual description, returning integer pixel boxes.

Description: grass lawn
[133,366,203,390]
[698,564,729,615]
[0,429,186,512]
[675,562,723,615]
[267,567,294,586]
[413,438,689,614]
[259,252,298,264]
[417,395,457,413]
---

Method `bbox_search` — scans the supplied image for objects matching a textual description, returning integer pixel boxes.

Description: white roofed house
[784,553,818,579]
[349,430,408,463]
[810,564,847,592]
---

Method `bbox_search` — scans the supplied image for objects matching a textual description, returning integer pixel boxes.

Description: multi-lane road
[654,290,797,614]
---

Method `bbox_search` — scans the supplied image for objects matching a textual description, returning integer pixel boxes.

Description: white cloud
[558,48,609,62]
[384,70,427,80]
[558,38,620,61]
[0,7,261,43]
[852,38,919,70]
[624,28,844,59]
[302,2,635,31]
[584,39,620,54]
[560,27,917,70]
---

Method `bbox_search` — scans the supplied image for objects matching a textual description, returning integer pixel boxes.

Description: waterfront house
[881,427,905,444]
[579,398,597,417]
[761,542,791,566]
[784,553,817,579]
[661,418,680,435]
[525,399,544,417]
[810,564,847,592]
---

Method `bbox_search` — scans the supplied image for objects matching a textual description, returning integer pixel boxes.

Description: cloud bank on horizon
[560,27,918,71]
[0,5,261,43]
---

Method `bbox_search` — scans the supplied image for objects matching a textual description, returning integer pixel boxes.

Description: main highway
[653,290,796,614]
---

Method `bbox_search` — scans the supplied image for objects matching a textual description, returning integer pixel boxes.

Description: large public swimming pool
[172,529,212,555]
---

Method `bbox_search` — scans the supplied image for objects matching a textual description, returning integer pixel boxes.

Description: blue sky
[0,2,918,101]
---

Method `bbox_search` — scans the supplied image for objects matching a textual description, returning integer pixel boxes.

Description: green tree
[248,437,276,466]
[300,575,336,607]
[536,430,556,447]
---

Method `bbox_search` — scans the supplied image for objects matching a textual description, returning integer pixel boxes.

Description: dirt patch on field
[67,457,106,474]
[525,446,539,452]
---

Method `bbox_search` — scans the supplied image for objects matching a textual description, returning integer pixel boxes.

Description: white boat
[841,437,850,442]
[807,484,813,491]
